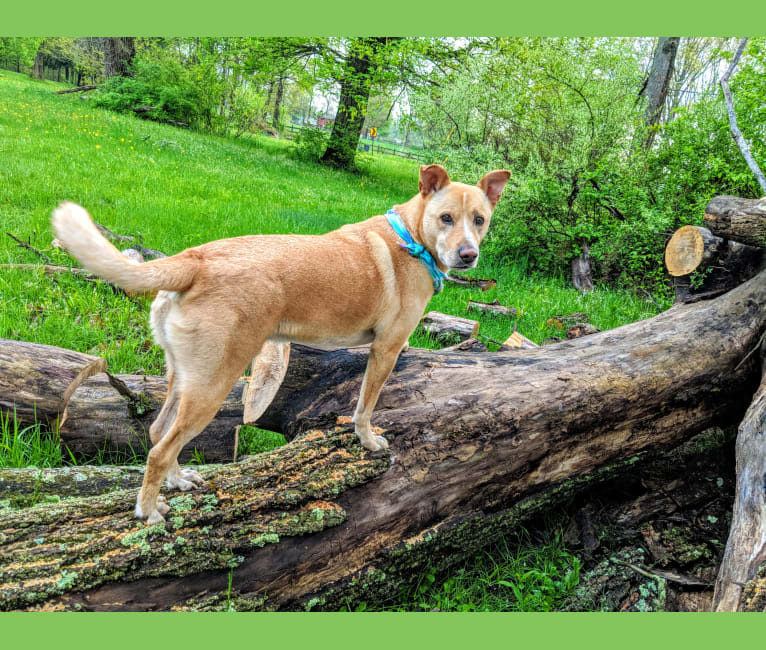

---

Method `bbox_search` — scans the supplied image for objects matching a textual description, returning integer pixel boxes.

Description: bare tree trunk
[704,195,766,248]
[571,239,593,293]
[272,74,284,130]
[102,37,136,78]
[713,337,766,611]
[639,37,680,148]
[720,38,766,196]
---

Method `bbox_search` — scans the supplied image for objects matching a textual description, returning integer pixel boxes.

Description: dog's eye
[440,214,453,224]
[474,216,485,226]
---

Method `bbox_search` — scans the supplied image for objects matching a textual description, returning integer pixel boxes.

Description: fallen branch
[0,263,95,280]
[6,232,52,264]
[720,38,766,195]
[467,300,517,318]
[55,85,98,95]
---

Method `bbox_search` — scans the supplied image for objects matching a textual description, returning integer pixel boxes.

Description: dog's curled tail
[51,202,199,293]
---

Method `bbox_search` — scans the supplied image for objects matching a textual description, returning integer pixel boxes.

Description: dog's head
[417,164,510,270]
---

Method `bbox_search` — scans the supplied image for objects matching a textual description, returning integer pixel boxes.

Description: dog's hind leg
[135,334,270,524]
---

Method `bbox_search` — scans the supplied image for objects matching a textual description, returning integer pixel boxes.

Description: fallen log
[0,339,105,427]
[664,225,764,303]
[55,85,98,95]
[467,300,517,318]
[704,195,766,248]
[713,337,766,611]
[420,311,479,344]
[2,269,762,611]
[444,273,497,291]
[60,373,244,463]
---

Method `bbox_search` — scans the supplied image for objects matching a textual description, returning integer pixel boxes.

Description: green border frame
[3,0,765,643]
[1,0,766,35]
[3,611,766,646]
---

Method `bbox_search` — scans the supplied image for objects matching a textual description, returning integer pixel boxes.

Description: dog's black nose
[459,247,478,264]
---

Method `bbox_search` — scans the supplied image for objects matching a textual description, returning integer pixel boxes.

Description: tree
[638,37,680,147]
[320,37,391,170]
[417,38,645,291]
[103,37,135,78]
[0,37,43,73]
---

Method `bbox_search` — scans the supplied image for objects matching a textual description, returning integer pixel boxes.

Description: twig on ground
[6,232,52,264]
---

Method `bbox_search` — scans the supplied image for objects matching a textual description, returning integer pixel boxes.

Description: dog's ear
[419,164,451,196]
[477,170,511,208]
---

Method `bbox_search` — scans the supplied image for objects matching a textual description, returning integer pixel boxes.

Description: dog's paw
[135,495,169,524]
[156,495,170,515]
[145,509,167,526]
[360,433,390,452]
[166,468,205,491]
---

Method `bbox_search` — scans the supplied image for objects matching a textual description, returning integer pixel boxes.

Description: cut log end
[665,225,716,276]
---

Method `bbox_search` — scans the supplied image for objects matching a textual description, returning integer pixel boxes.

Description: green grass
[0,69,667,374]
[0,410,65,468]
[345,527,581,612]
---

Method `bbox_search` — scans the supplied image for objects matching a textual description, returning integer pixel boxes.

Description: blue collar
[386,208,446,294]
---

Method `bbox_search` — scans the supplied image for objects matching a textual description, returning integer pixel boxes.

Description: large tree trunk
[2,269,765,611]
[320,38,388,171]
[102,37,135,78]
[704,195,766,248]
[640,37,680,148]
[713,339,766,611]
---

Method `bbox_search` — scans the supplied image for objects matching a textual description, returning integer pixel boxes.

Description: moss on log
[0,427,387,611]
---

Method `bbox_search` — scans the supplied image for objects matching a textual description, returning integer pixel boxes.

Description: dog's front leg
[352,335,408,451]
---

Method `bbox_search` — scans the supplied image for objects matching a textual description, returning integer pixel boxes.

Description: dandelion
[96,145,101,149]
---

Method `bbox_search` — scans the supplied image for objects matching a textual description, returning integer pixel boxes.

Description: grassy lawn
[0,70,667,377]
[0,70,671,610]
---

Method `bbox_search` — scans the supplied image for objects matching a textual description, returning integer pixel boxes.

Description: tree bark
[102,37,135,78]
[704,195,766,248]
[0,339,106,428]
[571,240,593,293]
[421,311,480,344]
[59,373,243,463]
[320,38,388,171]
[272,74,284,130]
[713,339,766,611]
[664,224,765,303]
[640,37,680,148]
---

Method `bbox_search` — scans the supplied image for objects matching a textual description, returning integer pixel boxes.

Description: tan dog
[52,164,510,524]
